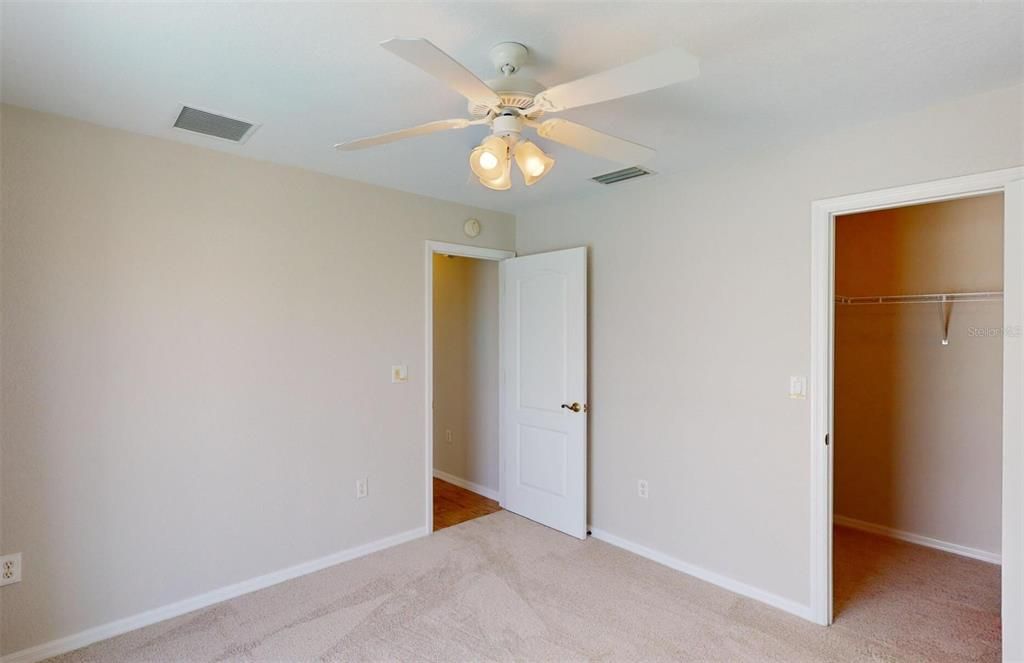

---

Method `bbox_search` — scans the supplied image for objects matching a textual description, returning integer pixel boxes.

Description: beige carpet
[833,525,1000,661]
[49,513,999,662]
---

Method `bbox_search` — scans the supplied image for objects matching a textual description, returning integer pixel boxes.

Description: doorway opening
[809,168,1023,659]
[425,240,590,540]
[832,194,1003,659]
[431,250,503,530]
[425,242,513,532]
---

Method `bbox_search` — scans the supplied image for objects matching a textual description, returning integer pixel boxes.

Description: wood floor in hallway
[432,477,501,531]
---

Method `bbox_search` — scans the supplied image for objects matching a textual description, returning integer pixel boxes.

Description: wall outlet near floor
[0,553,21,586]
[355,478,368,499]
[637,480,649,499]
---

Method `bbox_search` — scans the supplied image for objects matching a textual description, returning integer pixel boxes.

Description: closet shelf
[834,291,1003,305]
[835,291,1003,346]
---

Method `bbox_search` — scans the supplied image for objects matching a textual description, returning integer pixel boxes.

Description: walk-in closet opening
[832,193,1004,660]
[431,252,502,531]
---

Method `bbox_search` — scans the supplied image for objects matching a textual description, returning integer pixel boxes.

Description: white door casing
[424,241,515,535]
[809,168,1024,660]
[500,247,588,539]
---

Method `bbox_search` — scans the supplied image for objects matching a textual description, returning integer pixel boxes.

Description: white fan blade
[536,119,655,164]
[531,47,699,113]
[381,38,502,109]
[335,118,471,151]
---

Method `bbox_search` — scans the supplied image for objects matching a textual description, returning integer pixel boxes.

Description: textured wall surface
[0,105,514,654]
[515,84,1023,607]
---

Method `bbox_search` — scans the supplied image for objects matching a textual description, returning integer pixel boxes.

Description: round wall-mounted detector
[464,218,481,238]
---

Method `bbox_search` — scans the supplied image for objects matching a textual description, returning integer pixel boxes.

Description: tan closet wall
[835,194,1004,557]
[432,255,500,493]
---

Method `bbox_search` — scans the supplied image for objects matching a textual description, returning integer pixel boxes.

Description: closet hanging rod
[834,291,1003,305]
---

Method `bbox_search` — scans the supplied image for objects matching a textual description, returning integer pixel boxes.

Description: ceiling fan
[335,39,700,190]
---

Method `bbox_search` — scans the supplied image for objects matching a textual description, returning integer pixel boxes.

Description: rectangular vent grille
[591,166,652,185]
[173,106,256,142]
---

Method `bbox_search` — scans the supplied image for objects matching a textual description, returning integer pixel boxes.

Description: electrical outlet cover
[0,553,22,586]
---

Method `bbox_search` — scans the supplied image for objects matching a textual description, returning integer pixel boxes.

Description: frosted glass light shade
[470,136,508,182]
[478,160,511,190]
[513,140,554,186]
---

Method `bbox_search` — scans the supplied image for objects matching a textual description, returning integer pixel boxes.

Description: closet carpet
[50,513,1000,662]
[833,524,1000,661]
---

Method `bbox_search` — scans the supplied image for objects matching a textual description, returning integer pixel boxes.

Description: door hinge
[825,433,829,446]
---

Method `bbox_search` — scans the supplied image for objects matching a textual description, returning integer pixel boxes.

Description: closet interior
[832,193,1004,660]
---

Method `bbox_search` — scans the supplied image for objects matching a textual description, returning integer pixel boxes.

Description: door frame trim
[808,168,1024,658]
[424,241,515,534]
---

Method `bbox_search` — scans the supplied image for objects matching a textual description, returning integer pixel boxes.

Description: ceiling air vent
[591,166,653,185]
[173,106,258,143]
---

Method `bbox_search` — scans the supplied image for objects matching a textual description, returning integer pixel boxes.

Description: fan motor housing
[491,112,524,139]
[468,77,545,117]
[467,42,544,117]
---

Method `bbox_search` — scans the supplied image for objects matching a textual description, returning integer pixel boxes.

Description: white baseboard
[0,526,429,663]
[433,469,499,502]
[588,527,814,622]
[833,515,1001,565]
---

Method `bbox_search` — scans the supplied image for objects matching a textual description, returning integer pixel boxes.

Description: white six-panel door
[500,247,587,539]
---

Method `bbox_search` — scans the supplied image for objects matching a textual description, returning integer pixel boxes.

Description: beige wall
[514,83,1023,608]
[834,195,1003,555]
[0,105,514,655]
[432,255,499,492]
[835,195,1004,296]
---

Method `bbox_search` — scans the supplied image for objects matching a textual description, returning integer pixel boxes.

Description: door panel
[501,247,587,539]
[518,271,568,411]
[518,425,568,496]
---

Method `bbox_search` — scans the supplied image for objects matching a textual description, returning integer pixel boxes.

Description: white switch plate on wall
[355,478,368,499]
[789,376,807,399]
[391,364,408,383]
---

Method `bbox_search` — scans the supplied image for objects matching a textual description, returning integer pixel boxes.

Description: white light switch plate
[789,376,807,399]
[391,364,408,383]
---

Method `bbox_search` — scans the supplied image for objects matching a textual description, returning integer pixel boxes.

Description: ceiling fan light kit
[469,113,555,188]
[471,135,513,190]
[513,139,554,185]
[335,38,700,191]
[470,135,507,178]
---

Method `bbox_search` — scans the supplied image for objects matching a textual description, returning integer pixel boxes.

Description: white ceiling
[3,2,1022,214]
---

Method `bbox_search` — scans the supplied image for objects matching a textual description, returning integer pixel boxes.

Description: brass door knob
[561,402,585,413]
